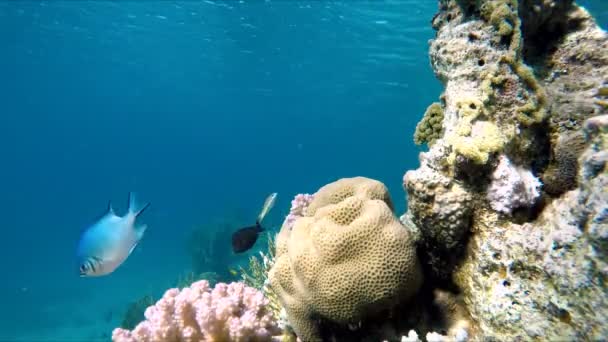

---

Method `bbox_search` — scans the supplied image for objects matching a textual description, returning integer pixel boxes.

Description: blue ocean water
[0,1,605,340]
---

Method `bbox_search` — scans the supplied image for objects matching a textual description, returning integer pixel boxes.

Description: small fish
[77,192,150,277]
[231,192,277,253]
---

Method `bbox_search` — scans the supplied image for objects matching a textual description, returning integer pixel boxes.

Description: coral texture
[414,102,445,146]
[404,148,473,251]
[542,130,587,195]
[283,193,314,230]
[269,177,422,341]
[486,154,542,214]
[455,115,608,340]
[403,0,608,339]
[112,280,281,342]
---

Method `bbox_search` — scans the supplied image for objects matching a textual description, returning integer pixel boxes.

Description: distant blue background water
[0,1,606,340]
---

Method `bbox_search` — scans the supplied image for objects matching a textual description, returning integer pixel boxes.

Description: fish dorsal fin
[256,192,277,224]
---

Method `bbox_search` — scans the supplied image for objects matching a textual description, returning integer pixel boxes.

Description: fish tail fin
[127,192,150,218]
[255,221,264,231]
[256,192,277,224]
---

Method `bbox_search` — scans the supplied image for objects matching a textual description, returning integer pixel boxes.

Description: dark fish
[231,193,277,253]
[232,222,263,253]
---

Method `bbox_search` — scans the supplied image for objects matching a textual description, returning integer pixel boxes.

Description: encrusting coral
[269,177,422,341]
[541,130,587,196]
[454,115,608,340]
[486,154,542,215]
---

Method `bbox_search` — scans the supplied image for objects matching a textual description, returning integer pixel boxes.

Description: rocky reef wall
[405,0,607,339]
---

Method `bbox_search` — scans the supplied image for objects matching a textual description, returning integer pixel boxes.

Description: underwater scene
[1,0,607,341]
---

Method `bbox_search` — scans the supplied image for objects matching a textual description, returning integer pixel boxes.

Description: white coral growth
[487,155,542,215]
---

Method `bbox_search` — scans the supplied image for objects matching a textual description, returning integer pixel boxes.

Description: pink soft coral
[112,280,281,342]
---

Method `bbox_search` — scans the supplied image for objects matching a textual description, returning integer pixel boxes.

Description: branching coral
[112,280,281,342]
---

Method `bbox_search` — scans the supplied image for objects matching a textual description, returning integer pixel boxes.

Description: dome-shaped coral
[269,177,422,341]
[415,102,445,146]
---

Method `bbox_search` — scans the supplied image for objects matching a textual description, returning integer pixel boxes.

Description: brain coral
[542,131,587,196]
[269,177,422,341]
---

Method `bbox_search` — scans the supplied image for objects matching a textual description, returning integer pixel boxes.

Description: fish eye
[79,264,87,273]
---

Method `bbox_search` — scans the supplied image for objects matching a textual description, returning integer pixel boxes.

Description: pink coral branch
[112,281,281,342]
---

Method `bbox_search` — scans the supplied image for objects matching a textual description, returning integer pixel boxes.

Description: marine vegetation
[237,233,282,328]
[186,218,240,280]
[119,295,155,330]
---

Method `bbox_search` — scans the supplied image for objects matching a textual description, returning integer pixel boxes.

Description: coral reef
[455,114,608,340]
[238,233,282,323]
[112,280,281,342]
[120,295,155,330]
[403,145,473,280]
[404,0,608,340]
[108,2,607,341]
[414,102,445,146]
[542,130,587,195]
[283,193,314,230]
[186,219,238,279]
[269,177,422,341]
[486,154,542,215]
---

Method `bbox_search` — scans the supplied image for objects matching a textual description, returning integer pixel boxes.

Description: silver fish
[77,193,150,277]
